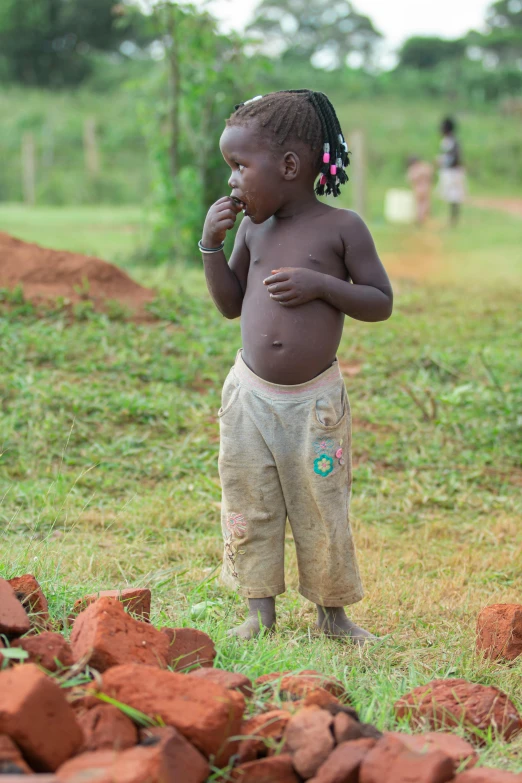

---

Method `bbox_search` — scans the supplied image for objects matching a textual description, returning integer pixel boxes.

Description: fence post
[83,117,100,176]
[350,130,366,218]
[22,132,36,206]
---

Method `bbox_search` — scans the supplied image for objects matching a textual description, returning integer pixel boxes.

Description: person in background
[437,117,466,226]
[406,156,434,225]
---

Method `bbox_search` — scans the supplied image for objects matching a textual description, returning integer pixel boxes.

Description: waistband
[233,349,342,400]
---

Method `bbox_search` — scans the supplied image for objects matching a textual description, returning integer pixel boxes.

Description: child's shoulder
[321,205,371,236]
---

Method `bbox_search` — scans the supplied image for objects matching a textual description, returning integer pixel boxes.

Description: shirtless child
[200,90,393,642]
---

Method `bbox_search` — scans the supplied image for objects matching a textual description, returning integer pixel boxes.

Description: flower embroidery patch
[313,438,335,455]
[226,512,247,538]
[314,454,334,477]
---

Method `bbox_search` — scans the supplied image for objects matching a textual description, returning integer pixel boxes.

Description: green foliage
[0,87,150,205]
[0,0,150,88]
[138,2,269,263]
[248,0,382,68]
[398,36,467,70]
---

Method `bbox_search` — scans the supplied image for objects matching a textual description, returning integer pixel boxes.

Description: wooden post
[42,122,55,168]
[350,130,366,218]
[166,5,180,182]
[22,132,36,206]
[83,117,100,176]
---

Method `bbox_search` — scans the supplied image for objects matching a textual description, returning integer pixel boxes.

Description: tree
[139,2,268,262]
[398,36,466,70]
[487,0,522,31]
[465,0,522,66]
[247,0,381,69]
[0,0,150,87]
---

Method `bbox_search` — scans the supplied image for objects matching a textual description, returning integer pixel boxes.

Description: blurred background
[0,0,521,272]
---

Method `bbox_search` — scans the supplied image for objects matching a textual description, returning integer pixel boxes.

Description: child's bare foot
[227,597,276,640]
[316,606,377,646]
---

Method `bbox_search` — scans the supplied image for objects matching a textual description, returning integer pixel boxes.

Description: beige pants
[218,351,363,607]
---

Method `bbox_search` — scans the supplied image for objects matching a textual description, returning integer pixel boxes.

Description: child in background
[437,117,466,226]
[406,156,434,225]
[200,90,392,642]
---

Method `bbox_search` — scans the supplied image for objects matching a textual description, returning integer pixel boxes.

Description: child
[406,156,434,225]
[437,117,465,226]
[200,90,393,642]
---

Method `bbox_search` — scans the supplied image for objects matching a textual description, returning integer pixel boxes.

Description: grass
[0,203,521,772]
[0,204,148,262]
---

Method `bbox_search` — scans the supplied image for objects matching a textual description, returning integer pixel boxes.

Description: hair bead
[228,89,350,198]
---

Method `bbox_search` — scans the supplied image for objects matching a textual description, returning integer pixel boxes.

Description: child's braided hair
[227,90,350,197]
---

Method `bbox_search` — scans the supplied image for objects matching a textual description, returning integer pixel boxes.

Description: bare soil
[0,232,154,316]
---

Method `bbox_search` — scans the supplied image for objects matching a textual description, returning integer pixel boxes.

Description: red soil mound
[0,232,154,315]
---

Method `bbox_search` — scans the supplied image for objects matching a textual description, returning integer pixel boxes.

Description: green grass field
[0,202,521,773]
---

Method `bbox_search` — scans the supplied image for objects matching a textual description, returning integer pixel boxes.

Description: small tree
[139,2,268,262]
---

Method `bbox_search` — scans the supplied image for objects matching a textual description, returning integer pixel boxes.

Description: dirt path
[470,197,522,218]
[382,226,447,283]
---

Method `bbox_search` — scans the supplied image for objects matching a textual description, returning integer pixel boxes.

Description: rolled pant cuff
[298,584,364,607]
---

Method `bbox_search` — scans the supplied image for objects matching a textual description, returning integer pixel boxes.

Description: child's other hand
[263,267,321,307]
[202,197,242,247]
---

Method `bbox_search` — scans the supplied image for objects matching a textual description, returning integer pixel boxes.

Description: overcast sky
[196,0,491,55]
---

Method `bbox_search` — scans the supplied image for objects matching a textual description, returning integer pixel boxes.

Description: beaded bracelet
[198,239,225,254]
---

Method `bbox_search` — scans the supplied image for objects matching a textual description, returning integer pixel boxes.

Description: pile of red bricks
[1,576,521,782]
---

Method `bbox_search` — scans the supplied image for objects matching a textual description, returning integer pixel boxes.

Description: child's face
[220,125,284,224]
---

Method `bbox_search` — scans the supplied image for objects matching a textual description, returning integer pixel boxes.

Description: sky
[196,0,491,63]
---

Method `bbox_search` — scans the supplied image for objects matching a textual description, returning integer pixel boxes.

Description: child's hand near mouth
[202,196,243,248]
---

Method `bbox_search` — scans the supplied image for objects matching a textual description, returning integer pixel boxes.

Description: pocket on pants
[314,385,348,430]
[218,372,240,418]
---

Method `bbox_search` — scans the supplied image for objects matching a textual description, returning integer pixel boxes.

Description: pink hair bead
[330,164,337,176]
[320,174,327,185]
[323,152,330,163]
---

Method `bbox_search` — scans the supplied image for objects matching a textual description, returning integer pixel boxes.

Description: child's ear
[281,151,300,181]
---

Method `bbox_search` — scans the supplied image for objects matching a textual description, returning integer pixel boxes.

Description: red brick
[230,754,299,782]
[237,709,291,763]
[309,737,376,783]
[72,588,151,621]
[333,711,382,743]
[285,706,334,778]
[454,770,522,782]
[476,604,522,661]
[187,667,253,697]
[0,663,82,771]
[394,678,522,743]
[161,627,216,670]
[0,733,33,774]
[58,727,209,783]
[69,690,100,716]
[256,669,346,699]
[77,703,138,752]
[0,578,30,636]
[11,631,73,672]
[98,662,244,763]
[360,734,455,783]
[70,597,170,671]
[8,574,50,629]
[388,731,478,769]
